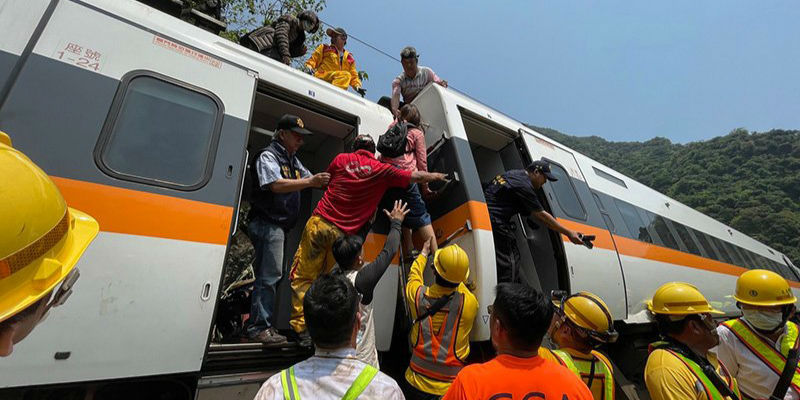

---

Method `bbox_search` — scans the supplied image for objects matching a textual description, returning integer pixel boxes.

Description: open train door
[517,127,628,320]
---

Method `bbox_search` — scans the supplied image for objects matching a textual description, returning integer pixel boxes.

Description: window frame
[94,70,225,191]
[541,158,588,221]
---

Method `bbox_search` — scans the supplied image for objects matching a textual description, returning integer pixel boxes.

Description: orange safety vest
[721,319,800,395]
[409,287,466,382]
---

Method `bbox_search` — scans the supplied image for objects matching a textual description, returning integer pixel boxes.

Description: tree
[219,0,326,69]
[531,125,800,266]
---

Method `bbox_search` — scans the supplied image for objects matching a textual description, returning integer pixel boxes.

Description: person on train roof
[483,160,586,283]
[287,134,446,345]
[305,27,366,96]
[539,290,619,400]
[442,283,592,400]
[240,10,319,65]
[712,269,800,400]
[389,46,447,118]
[245,114,330,345]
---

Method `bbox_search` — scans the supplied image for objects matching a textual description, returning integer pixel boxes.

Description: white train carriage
[0,0,796,398]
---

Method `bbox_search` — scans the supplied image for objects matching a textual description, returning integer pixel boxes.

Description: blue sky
[318,1,800,143]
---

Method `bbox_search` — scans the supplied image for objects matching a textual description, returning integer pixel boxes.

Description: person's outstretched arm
[355,201,409,305]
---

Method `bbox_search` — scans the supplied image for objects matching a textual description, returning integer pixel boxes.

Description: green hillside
[529,125,800,265]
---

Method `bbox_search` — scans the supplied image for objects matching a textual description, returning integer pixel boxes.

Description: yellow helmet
[552,290,618,343]
[0,132,99,323]
[734,269,797,307]
[647,282,723,315]
[433,244,469,284]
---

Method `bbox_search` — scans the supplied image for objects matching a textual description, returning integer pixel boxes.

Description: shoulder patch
[346,53,355,64]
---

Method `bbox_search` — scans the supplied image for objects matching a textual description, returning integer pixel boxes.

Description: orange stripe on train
[51,177,232,245]
[557,218,800,287]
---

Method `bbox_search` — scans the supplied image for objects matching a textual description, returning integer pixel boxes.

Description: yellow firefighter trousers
[289,215,344,333]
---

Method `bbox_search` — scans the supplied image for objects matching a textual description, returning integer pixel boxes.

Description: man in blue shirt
[246,114,330,344]
[483,160,585,283]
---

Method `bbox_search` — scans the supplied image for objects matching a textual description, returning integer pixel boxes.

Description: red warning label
[153,36,221,69]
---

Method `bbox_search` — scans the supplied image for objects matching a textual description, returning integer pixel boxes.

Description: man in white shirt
[713,269,800,400]
[253,273,404,400]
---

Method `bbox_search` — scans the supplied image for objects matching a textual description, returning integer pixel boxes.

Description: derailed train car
[0,0,797,398]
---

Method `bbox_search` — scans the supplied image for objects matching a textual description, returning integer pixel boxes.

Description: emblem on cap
[297,118,304,128]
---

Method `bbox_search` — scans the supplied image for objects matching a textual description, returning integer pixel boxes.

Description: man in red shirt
[288,135,447,342]
[443,283,593,400]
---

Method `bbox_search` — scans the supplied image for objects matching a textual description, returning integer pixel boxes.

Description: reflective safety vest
[720,319,800,394]
[552,349,615,400]
[650,342,741,400]
[280,364,378,400]
[409,287,466,382]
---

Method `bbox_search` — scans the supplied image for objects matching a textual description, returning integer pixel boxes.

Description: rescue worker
[333,200,409,367]
[540,290,619,400]
[443,283,592,400]
[483,160,586,283]
[288,135,447,344]
[713,269,799,400]
[240,10,320,65]
[305,27,365,95]
[245,114,330,345]
[404,238,479,399]
[389,46,447,118]
[645,282,741,400]
[253,273,404,399]
[0,132,99,357]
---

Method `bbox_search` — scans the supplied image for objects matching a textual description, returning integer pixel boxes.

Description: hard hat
[0,131,99,323]
[552,290,619,343]
[433,244,469,284]
[734,269,797,307]
[647,282,723,315]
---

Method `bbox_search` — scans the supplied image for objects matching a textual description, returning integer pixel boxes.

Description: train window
[547,163,588,221]
[691,229,715,259]
[96,72,223,190]
[614,199,653,243]
[741,249,760,269]
[673,222,702,256]
[593,167,628,188]
[710,236,735,264]
[722,241,746,267]
[591,192,616,233]
[651,214,680,251]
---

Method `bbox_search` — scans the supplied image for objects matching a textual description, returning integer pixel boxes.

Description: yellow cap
[647,282,723,315]
[734,269,797,307]
[0,132,99,323]
[433,244,469,284]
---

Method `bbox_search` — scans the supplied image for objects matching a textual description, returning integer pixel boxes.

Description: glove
[355,87,367,97]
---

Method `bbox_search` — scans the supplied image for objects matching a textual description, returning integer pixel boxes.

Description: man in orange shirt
[443,283,593,400]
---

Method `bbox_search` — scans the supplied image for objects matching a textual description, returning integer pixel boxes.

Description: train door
[0,0,255,393]
[202,81,360,380]
[518,128,627,320]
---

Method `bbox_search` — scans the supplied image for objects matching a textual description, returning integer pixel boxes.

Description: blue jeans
[246,218,284,336]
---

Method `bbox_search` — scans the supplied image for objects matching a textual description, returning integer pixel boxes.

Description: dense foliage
[530,126,800,265]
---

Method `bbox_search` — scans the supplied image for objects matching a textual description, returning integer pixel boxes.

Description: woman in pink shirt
[379,104,437,256]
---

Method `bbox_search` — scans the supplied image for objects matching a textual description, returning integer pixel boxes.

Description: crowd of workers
[2,10,800,400]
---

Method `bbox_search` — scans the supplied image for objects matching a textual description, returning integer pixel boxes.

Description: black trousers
[493,225,520,284]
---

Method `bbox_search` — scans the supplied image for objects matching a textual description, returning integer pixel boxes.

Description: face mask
[742,309,784,331]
